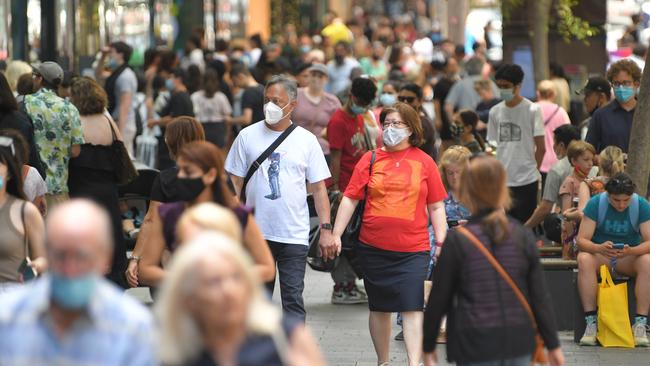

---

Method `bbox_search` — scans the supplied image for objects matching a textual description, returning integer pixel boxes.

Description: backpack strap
[629,193,640,233]
[598,192,608,227]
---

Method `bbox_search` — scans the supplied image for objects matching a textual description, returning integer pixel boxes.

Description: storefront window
[217,0,247,40]
[105,0,151,67]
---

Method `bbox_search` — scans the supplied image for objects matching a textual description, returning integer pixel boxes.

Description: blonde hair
[537,79,556,100]
[459,155,512,243]
[177,202,243,243]
[599,146,625,177]
[155,232,281,365]
[5,61,32,92]
[439,145,472,190]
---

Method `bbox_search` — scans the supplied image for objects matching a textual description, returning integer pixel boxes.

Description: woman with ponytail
[423,155,564,366]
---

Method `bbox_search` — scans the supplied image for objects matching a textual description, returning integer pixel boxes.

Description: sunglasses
[398,96,416,103]
[0,136,15,156]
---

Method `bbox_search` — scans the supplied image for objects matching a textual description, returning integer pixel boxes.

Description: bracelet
[129,255,141,263]
[435,241,444,248]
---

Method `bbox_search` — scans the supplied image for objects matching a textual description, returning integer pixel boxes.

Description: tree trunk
[627,56,650,197]
[528,0,552,84]
[447,0,470,46]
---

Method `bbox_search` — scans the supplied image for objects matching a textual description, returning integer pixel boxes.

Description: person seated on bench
[576,172,650,347]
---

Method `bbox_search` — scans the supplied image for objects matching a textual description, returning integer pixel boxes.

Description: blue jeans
[458,355,532,366]
[265,241,309,321]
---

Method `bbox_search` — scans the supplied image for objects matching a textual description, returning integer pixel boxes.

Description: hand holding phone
[17,257,37,282]
[612,243,625,250]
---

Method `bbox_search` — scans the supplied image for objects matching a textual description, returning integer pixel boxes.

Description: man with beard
[326,41,360,96]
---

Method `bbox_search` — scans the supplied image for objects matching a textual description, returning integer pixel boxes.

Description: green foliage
[502,0,599,44]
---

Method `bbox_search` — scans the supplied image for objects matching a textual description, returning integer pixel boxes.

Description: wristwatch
[320,223,333,231]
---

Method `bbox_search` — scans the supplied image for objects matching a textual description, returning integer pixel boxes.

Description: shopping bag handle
[600,265,615,288]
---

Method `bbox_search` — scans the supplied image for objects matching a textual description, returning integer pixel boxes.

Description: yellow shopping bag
[596,265,635,348]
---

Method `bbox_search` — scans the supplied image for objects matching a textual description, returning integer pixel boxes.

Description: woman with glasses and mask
[331,102,447,366]
[0,138,46,292]
[399,83,437,161]
[138,141,274,287]
[576,172,650,347]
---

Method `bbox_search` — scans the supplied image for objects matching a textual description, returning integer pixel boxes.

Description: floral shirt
[445,192,471,222]
[25,88,84,194]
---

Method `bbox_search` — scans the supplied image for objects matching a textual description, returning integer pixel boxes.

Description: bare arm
[329,149,342,191]
[117,92,133,133]
[71,144,81,158]
[311,180,335,260]
[534,135,545,169]
[242,215,276,282]
[628,221,650,256]
[524,200,554,228]
[25,202,47,273]
[138,205,167,287]
[230,175,244,200]
[229,108,253,125]
[433,100,443,132]
[287,325,327,366]
[125,201,161,287]
[428,201,447,256]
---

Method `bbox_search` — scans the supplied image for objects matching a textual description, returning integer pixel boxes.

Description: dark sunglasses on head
[398,96,416,103]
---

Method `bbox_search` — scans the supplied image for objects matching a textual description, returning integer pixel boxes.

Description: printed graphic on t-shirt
[602,219,630,235]
[350,129,368,157]
[265,152,281,200]
[499,122,522,142]
[367,159,422,221]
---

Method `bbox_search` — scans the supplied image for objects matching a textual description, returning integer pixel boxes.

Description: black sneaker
[394,330,404,341]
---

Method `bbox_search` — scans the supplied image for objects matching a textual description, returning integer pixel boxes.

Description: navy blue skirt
[357,242,429,312]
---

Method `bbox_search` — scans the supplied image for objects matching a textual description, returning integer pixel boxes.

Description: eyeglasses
[398,96,416,103]
[383,119,407,128]
[611,80,634,88]
[0,136,15,156]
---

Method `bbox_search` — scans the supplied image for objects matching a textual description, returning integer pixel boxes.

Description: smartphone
[17,258,37,282]
[612,243,625,250]
[447,220,460,228]
[572,197,579,208]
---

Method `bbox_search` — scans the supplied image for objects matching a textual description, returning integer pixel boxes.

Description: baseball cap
[32,61,64,85]
[576,76,611,95]
[307,63,328,76]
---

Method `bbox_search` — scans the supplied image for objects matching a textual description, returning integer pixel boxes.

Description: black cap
[576,76,611,96]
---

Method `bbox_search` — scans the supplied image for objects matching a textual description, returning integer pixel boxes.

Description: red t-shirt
[327,109,370,191]
[344,147,447,252]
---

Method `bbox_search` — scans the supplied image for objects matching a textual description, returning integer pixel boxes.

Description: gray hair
[265,74,298,101]
[465,57,485,76]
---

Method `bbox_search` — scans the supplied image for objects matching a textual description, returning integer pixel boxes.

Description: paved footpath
[128,268,649,365]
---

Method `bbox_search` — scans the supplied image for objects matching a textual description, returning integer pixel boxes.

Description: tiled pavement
[128,268,649,366]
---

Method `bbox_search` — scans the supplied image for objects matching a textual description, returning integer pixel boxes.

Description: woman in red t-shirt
[331,103,448,366]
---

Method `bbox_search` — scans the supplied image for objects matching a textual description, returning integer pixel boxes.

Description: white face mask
[264,102,290,125]
[382,126,411,147]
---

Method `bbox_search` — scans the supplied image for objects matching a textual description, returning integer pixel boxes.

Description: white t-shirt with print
[487,98,545,187]
[225,121,331,245]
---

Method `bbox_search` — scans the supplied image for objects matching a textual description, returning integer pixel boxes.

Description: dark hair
[0,143,26,200]
[171,68,188,86]
[382,80,401,92]
[430,58,448,72]
[70,77,108,115]
[458,109,486,151]
[60,71,75,88]
[0,129,28,166]
[381,103,425,147]
[202,68,220,98]
[215,38,229,52]
[293,62,312,76]
[605,172,636,196]
[0,73,18,112]
[206,60,226,80]
[110,41,133,64]
[400,83,423,100]
[229,63,250,78]
[495,64,524,85]
[249,34,263,49]
[350,77,377,106]
[187,35,202,49]
[186,65,202,94]
[553,124,580,148]
[549,62,567,79]
[143,48,160,70]
[177,141,235,208]
[454,44,466,56]
[16,74,34,96]
[165,116,206,159]
[159,50,178,73]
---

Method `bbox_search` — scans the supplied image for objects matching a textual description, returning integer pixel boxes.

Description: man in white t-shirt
[487,64,546,223]
[225,75,333,321]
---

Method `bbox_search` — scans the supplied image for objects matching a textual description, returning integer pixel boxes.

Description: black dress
[68,141,127,288]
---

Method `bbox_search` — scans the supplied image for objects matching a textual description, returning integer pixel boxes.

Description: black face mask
[175,177,205,202]
[334,55,344,65]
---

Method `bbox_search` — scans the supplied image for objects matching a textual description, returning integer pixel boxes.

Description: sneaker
[331,283,368,305]
[579,322,598,346]
[394,330,404,341]
[633,322,650,347]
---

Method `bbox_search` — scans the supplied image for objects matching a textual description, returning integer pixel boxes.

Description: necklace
[391,148,410,167]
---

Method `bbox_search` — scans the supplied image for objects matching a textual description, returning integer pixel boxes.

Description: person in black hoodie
[0,73,45,178]
[423,155,564,366]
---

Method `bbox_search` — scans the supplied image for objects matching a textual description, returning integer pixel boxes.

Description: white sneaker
[633,322,650,347]
[331,283,367,305]
[579,322,598,346]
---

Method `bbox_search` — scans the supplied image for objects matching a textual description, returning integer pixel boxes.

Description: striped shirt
[0,275,156,366]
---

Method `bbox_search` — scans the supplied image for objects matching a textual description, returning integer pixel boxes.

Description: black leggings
[508,181,538,224]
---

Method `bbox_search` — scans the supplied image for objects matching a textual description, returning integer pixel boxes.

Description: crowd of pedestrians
[1,8,650,366]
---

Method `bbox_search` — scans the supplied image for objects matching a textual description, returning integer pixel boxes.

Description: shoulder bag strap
[21,201,28,258]
[105,115,118,143]
[240,124,297,203]
[543,105,561,126]
[598,193,608,227]
[364,150,376,198]
[456,226,539,329]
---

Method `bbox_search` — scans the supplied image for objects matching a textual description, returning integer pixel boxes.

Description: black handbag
[340,150,376,250]
[543,212,562,243]
[106,116,138,186]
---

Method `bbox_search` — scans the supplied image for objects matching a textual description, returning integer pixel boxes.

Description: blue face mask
[300,45,311,54]
[379,93,396,107]
[0,175,3,190]
[50,273,98,310]
[106,58,119,70]
[614,86,635,103]
[165,78,175,91]
[499,88,515,102]
[350,103,367,115]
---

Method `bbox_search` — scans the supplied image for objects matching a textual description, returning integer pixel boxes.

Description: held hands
[319,230,339,261]
[125,260,139,288]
